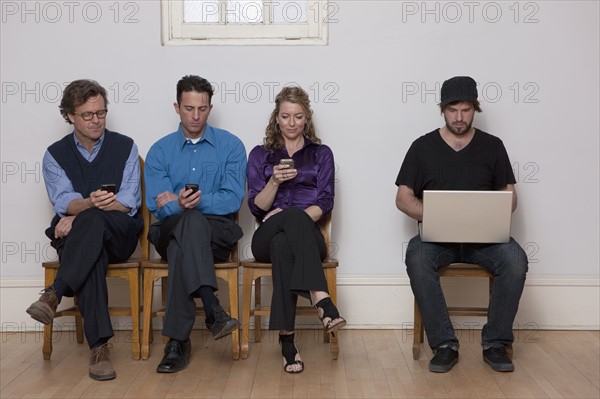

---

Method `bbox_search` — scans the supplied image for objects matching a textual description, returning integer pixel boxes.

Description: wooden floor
[1,329,599,398]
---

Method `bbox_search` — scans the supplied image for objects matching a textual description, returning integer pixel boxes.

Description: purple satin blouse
[247,141,335,220]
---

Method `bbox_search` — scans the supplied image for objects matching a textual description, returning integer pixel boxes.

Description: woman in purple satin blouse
[247,86,346,374]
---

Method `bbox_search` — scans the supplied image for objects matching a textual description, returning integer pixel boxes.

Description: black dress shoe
[206,305,239,340]
[156,339,191,373]
[483,347,514,372]
[429,347,459,373]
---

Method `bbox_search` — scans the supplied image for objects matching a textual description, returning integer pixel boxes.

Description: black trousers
[54,208,139,348]
[149,210,241,341]
[251,207,328,331]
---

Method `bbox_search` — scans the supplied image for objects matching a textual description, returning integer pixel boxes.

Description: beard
[445,118,472,136]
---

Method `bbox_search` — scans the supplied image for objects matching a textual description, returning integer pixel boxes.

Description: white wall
[1,1,599,330]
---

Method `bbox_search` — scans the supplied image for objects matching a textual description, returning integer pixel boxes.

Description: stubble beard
[445,119,472,136]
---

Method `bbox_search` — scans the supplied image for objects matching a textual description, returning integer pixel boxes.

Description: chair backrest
[229,213,240,262]
[319,212,334,260]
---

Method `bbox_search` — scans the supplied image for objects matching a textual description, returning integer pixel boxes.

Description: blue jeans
[405,235,528,350]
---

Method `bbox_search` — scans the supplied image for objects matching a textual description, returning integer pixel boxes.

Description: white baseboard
[2,274,598,332]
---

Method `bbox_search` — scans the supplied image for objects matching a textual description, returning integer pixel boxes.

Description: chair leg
[241,268,253,359]
[160,277,169,344]
[42,268,55,360]
[141,269,155,360]
[255,277,262,343]
[226,268,240,360]
[128,267,140,360]
[43,323,53,360]
[74,311,84,344]
[413,300,423,360]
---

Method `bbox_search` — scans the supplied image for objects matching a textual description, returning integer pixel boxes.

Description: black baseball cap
[440,76,478,107]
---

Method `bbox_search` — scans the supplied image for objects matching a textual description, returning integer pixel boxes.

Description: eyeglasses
[73,109,108,121]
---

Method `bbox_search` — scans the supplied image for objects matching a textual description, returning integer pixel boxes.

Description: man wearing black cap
[395,76,528,373]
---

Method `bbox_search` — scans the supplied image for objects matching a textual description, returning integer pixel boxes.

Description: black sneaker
[483,347,514,372]
[429,347,459,373]
[206,305,239,340]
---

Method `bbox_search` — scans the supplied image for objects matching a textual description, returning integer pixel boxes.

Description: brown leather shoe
[26,286,58,325]
[89,344,116,381]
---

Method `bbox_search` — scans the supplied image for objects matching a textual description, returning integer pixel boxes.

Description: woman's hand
[263,207,283,222]
[271,164,297,185]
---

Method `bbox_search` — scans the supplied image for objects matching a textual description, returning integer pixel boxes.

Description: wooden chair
[140,215,241,360]
[41,156,149,361]
[240,212,340,360]
[412,263,494,360]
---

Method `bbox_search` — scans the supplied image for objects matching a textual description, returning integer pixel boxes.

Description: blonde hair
[263,86,321,150]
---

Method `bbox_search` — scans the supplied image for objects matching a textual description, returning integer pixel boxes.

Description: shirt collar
[73,131,105,152]
[279,139,316,156]
[177,123,216,149]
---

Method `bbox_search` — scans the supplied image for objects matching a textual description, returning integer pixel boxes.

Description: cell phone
[279,158,295,169]
[185,183,199,196]
[100,184,116,194]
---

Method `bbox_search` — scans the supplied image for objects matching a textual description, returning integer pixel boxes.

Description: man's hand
[396,185,423,221]
[90,188,117,210]
[155,191,178,209]
[178,187,201,209]
[54,215,75,238]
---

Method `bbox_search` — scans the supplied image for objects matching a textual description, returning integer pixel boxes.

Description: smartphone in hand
[100,184,116,194]
[279,158,295,169]
[185,183,199,197]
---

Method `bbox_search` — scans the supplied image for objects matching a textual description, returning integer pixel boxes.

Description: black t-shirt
[395,129,516,199]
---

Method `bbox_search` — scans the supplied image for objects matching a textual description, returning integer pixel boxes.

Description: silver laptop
[420,190,513,243]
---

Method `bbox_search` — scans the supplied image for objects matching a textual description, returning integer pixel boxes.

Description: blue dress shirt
[144,123,247,221]
[42,132,141,217]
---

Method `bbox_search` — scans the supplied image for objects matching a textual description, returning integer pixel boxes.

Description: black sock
[279,332,295,344]
[90,337,109,349]
[195,286,220,323]
[52,278,70,303]
[315,297,340,319]
[168,337,189,345]
[279,333,297,359]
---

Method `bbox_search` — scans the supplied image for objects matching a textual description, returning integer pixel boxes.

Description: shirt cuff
[116,192,138,217]
[54,192,84,215]
[156,200,182,221]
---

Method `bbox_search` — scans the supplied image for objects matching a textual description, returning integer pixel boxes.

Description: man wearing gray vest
[26,79,142,381]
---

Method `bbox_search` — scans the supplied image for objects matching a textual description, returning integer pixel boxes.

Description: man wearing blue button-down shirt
[26,79,142,381]
[145,75,246,373]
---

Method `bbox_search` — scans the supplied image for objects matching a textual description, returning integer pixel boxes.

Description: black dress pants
[149,210,241,341]
[251,207,328,331]
[54,208,140,348]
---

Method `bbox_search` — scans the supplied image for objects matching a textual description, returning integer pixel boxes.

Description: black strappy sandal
[315,297,347,334]
[279,333,304,374]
